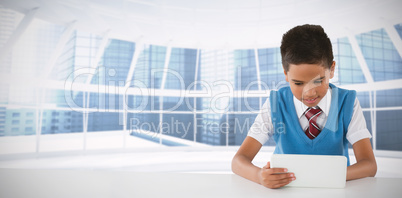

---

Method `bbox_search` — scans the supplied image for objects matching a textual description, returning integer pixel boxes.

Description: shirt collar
[294,87,332,118]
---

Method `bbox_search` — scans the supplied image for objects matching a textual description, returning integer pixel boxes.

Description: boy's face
[284,62,335,107]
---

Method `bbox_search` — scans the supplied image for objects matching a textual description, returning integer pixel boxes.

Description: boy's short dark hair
[280,24,334,72]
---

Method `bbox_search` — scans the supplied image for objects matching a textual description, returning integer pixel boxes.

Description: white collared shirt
[248,88,372,146]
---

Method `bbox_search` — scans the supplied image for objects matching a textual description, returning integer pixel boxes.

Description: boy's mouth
[304,97,318,104]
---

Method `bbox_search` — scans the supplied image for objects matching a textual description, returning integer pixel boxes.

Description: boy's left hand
[258,162,296,189]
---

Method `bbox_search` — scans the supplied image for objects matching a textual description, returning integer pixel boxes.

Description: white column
[124,43,144,89]
[193,49,200,143]
[35,88,45,153]
[80,30,110,150]
[123,98,127,148]
[348,35,374,83]
[85,30,111,85]
[160,46,172,90]
[83,92,90,151]
[225,49,230,147]
[384,24,402,59]
[122,43,144,148]
[254,48,262,108]
[158,46,172,144]
[0,7,38,62]
[373,91,377,150]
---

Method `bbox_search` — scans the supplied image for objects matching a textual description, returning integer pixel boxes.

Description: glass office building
[0,4,402,155]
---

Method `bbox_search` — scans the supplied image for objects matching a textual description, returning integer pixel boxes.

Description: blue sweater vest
[270,83,356,166]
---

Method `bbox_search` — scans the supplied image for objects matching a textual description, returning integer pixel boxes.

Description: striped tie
[304,106,323,139]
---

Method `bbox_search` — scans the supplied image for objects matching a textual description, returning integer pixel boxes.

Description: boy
[231,24,377,189]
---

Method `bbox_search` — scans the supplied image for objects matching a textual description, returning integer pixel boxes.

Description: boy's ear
[284,70,289,82]
[329,61,336,79]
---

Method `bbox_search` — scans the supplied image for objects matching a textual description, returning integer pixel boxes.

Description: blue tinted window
[88,112,122,132]
[233,49,258,90]
[131,45,166,89]
[394,23,402,39]
[356,92,371,108]
[165,48,198,90]
[196,113,224,145]
[376,110,402,151]
[333,37,366,85]
[91,39,135,86]
[232,97,260,112]
[376,89,402,107]
[356,29,402,81]
[161,114,194,142]
[230,113,257,146]
[258,48,286,89]
[129,112,160,134]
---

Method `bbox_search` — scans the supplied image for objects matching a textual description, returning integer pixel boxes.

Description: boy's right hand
[258,161,296,189]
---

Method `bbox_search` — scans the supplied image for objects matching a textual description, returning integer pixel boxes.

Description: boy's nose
[303,87,317,98]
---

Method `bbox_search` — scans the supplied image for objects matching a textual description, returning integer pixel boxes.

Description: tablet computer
[270,154,347,188]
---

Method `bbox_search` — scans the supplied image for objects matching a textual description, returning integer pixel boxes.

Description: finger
[269,173,295,181]
[272,180,293,189]
[271,177,295,188]
[268,167,288,174]
[263,162,270,169]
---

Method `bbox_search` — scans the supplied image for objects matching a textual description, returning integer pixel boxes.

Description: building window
[12,113,20,117]
[26,120,34,124]
[12,120,19,125]
[26,112,34,117]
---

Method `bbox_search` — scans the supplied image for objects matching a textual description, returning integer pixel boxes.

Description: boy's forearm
[346,159,377,181]
[232,154,262,184]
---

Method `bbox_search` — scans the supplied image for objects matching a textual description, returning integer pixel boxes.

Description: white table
[0,168,401,198]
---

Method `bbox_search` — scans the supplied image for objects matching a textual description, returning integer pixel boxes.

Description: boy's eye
[314,80,322,84]
[295,82,303,86]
